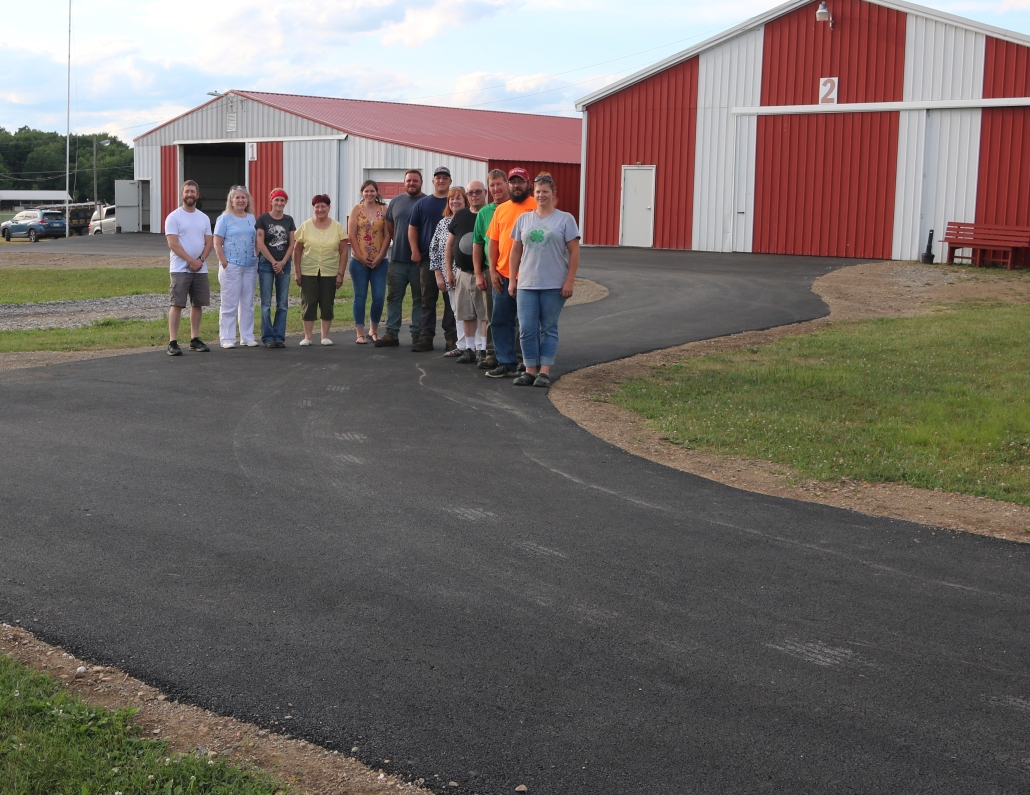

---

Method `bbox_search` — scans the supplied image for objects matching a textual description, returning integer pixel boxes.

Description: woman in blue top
[214,186,259,348]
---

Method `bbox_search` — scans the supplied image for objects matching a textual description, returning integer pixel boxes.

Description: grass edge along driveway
[0,654,285,795]
[611,301,1030,506]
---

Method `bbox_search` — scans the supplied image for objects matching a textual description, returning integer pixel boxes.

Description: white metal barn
[132,91,582,233]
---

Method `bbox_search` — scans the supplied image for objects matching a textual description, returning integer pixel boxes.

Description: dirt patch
[550,261,1030,544]
[1,623,432,795]
[0,250,166,269]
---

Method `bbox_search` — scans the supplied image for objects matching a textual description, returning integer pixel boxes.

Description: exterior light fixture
[206,91,222,97]
[816,1,834,30]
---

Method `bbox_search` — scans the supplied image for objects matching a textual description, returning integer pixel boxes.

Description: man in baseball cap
[433,166,452,178]
[483,166,536,377]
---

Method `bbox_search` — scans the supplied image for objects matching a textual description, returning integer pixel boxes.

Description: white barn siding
[136,96,339,146]
[893,14,985,259]
[283,140,340,226]
[692,26,764,252]
[338,136,486,210]
[903,16,985,101]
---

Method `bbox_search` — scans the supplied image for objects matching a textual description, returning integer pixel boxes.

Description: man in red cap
[484,167,536,377]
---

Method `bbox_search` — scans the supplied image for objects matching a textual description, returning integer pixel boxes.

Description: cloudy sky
[4,0,1030,144]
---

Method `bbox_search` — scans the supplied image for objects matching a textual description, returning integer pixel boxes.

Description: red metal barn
[135,94,581,234]
[576,0,1030,262]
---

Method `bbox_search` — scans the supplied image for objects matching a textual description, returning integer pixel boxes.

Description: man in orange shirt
[485,167,537,378]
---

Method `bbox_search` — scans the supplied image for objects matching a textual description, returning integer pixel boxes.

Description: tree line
[0,127,134,204]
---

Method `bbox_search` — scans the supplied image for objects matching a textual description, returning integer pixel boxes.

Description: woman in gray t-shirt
[507,172,581,388]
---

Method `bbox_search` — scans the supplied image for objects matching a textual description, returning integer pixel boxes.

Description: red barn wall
[976,37,1030,262]
[248,142,284,216]
[760,0,906,106]
[160,145,178,233]
[753,112,899,258]
[488,160,581,224]
[582,56,698,248]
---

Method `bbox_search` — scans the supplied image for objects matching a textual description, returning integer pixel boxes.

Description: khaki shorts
[169,272,211,307]
[454,269,489,322]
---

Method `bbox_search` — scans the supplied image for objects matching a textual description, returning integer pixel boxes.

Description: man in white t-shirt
[165,180,214,356]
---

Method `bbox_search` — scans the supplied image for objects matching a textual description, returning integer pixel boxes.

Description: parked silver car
[89,205,117,234]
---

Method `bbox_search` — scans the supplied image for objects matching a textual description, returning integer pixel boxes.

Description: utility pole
[64,0,71,237]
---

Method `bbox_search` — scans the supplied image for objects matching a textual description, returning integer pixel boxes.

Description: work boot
[374,334,399,348]
[478,353,498,370]
[412,338,434,352]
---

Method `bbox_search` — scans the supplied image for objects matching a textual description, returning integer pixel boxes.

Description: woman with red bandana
[255,188,296,347]
[346,180,391,344]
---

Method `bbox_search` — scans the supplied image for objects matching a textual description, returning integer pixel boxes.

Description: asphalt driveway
[1,248,1027,794]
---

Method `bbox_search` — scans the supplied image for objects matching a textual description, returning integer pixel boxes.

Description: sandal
[355,335,368,344]
[369,330,379,342]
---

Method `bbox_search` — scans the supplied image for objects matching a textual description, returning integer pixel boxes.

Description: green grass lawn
[0,655,284,795]
[0,268,173,304]
[0,271,414,352]
[611,302,1030,505]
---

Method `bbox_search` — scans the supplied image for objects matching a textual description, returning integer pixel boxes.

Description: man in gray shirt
[375,170,425,347]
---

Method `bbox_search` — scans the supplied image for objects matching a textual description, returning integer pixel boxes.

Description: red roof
[139,90,582,164]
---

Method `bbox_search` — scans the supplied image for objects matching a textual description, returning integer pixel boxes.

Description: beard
[511,187,529,203]
[182,196,197,207]
[406,184,422,196]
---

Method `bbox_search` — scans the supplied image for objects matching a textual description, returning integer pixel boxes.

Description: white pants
[448,287,466,348]
[218,264,257,345]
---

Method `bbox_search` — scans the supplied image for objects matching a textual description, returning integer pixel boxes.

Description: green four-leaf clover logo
[530,229,545,243]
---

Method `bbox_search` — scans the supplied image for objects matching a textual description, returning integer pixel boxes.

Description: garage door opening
[183,143,246,228]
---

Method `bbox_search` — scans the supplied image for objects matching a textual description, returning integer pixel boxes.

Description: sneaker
[374,334,399,348]
[443,347,464,358]
[320,338,334,346]
[189,337,210,352]
[533,372,553,388]
[476,350,488,366]
[299,338,313,347]
[243,340,260,347]
[512,371,537,386]
[264,342,276,348]
[167,341,183,356]
[220,341,236,349]
[276,342,286,348]
[412,339,434,352]
[456,348,477,364]
[478,353,498,370]
[485,364,517,378]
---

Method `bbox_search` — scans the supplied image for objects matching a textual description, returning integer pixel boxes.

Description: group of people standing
[164,165,580,387]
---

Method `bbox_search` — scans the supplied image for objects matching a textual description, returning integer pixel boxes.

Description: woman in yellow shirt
[293,194,348,346]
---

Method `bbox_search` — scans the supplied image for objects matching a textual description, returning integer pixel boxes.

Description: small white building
[133,91,582,232]
[0,190,72,211]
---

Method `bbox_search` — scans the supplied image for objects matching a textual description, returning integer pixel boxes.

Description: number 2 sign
[820,77,839,104]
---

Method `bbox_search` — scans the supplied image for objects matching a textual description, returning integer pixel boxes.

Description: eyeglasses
[534,176,555,186]
[466,189,485,196]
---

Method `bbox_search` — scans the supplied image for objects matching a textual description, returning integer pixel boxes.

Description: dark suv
[1,209,67,242]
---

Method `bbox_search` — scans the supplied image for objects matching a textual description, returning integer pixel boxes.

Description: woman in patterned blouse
[346,180,391,344]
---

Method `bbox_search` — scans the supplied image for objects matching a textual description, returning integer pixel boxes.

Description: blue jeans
[258,258,291,344]
[384,260,422,339]
[516,288,566,367]
[491,276,519,368]
[349,257,388,328]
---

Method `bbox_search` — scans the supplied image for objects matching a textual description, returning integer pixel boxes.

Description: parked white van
[88,206,117,234]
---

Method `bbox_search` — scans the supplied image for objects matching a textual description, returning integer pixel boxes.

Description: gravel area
[0,293,303,331]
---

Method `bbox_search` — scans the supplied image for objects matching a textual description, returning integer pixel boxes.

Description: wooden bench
[942,222,1030,270]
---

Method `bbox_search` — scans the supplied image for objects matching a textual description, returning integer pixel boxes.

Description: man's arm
[408,223,422,264]
[166,234,204,272]
[472,243,487,292]
[488,239,502,292]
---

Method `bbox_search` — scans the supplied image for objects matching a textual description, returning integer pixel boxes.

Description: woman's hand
[336,272,345,288]
[561,279,575,299]
[435,271,446,291]
[508,278,517,298]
